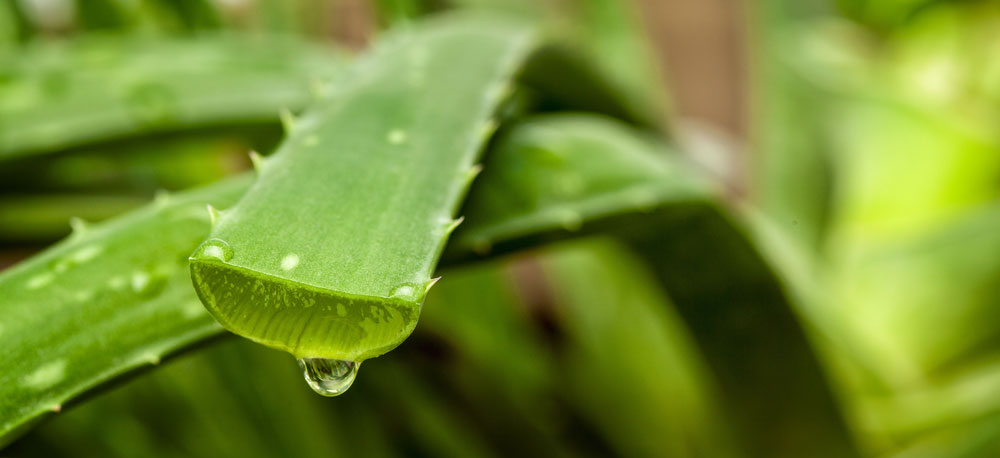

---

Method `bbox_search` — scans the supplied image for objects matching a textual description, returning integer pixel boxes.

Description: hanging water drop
[298,357,359,397]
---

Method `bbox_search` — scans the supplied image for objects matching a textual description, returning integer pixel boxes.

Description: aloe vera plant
[0,111,847,450]
[452,113,859,457]
[15,0,991,455]
[0,113,681,441]
[189,15,537,370]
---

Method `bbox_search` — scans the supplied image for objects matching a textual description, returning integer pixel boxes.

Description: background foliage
[2,0,1000,457]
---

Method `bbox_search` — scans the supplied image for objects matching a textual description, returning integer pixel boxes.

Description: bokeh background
[4,0,1000,457]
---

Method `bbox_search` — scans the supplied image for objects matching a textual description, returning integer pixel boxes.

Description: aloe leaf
[10,338,390,458]
[0,0,19,46]
[0,111,829,447]
[447,112,713,258]
[0,131,263,194]
[749,0,834,249]
[412,258,580,458]
[536,238,740,458]
[446,0,669,128]
[570,0,671,127]
[189,15,538,363]
[0,131,262,243]
[450,113,860,457]
[10,241,730,457]
[0,34,342,158]
[0,176,250,448]
[0,193,150,242]
[1,111,849,450]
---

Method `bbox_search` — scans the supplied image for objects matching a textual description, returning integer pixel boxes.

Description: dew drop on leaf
[131,271,167,298]
[190,239,234,262]
[297,357,359,397]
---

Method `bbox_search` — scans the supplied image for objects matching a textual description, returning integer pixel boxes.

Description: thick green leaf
[749,0,834,249]
[0,193,149,242]
[9,338,390,458]
[189,14,538,362]
[538,238,739,458]
[10,240,733,458]
[0,130,266,243]
[0,33,341,158]
[0,132,258,194]
[451,113,860,457]
[0,0,18,46]
[0,176,250,448]
[448,113,711,258]
[0,111,831,452]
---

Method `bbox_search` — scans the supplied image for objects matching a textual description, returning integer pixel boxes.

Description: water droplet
[26,273,54,290]
[131,272,150,292]
[298,358,359,397]
[389,283,420,301]
[70,245,103,264]
[191,239,234,262]
[23,359,67,391]
[131,271,167,298]
[281,253,300,271]
[387,129,407,145]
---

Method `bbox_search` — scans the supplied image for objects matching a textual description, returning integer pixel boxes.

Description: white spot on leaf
[70,245,103,263]
[131,271,151,293]
[26,273,54,290]
[23,360,67,390]
[387,129,407,145]
[107,276,127,290]
[281,253,300,271]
